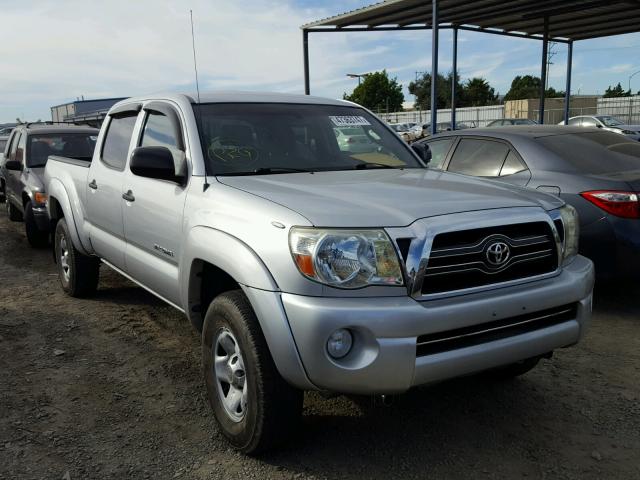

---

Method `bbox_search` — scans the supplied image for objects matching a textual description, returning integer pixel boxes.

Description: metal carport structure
[301,0,640,135]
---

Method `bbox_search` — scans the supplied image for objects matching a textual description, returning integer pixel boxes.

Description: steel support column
[539,17,549,124]
[303,29,310,95]
[564,40,573,125]
[430,0,439,135]
[451,26,458,130]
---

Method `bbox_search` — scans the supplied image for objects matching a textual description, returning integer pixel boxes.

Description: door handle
[88,179,98,190]
[122,190,135,202]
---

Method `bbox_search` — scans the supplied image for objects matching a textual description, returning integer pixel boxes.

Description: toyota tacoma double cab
[45,92,594,453]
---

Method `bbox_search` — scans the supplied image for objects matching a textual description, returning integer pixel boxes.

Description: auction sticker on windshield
[330,116,371,127]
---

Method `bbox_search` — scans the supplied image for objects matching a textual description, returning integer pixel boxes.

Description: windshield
[193,103,422,175]
[537,131,640,174]
[27,133,97,167]
[597,116,624,127]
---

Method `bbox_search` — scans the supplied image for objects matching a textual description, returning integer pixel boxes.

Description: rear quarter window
[537,131,640,174]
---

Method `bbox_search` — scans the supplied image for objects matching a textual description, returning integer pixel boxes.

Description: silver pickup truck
[45,92,594,453]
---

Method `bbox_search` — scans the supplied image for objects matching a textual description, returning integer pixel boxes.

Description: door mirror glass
[411,142,432,165]
[130,146,184,183]
[4,160,23,171]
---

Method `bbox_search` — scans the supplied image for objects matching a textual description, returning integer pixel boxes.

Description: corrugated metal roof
[303,0,640,41]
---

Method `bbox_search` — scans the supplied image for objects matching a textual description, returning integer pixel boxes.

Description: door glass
[568,117,581,126]
[500,151,527,176]
[8,133,21,161]
[140,111,179,149]
[425,138,455,169]
[581,117,597,127]
[15,134,26,164]
[101,114,138,170]
[447,138,509,177]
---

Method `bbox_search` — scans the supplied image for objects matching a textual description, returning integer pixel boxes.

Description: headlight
[558,205,579,265]
[289,227,404,288]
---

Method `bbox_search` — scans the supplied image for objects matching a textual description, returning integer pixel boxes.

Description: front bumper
[275,255,594,394]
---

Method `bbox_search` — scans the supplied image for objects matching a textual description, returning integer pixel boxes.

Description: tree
[603,83,631,98]
[343,70,404,112]
[409,72,499,109]
[461,77,499,106]
[408,72,462,110]
[504,75,564,101]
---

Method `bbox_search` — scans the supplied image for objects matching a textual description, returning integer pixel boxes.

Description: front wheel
[54,218,100,297]
[25,201,49,248]
[202,290,303,454]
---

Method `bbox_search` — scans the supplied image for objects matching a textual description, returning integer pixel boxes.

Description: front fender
[180,226,315,390]
[47,178,92,255]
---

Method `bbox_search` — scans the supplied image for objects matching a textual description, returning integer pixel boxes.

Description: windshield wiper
[354,163,398,170]
[219,167,314,176]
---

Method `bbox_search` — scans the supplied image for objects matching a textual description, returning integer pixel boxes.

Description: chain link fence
[377,95,640,128]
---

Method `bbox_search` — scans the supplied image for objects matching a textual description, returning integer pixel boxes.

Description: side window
[140,111,179,149]
[447,138,510,177]
[101,113,138,170]
[426,137,455,169]
[582,117,597,127]
[15,133,26,164]
[4,132,17,158]
[568,117,581,126]
[500,151,527,176]
[8,132,21,161]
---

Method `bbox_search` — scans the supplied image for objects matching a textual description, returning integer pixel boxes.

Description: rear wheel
[202,290,303,454]
[54,218,100,297]
[6,198,22,222]
[24,201,49,248]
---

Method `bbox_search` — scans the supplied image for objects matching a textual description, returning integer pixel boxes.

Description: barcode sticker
[330,115,371,127]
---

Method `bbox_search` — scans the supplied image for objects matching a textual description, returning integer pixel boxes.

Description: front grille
[416,303,577,357]
[421,222,558,295]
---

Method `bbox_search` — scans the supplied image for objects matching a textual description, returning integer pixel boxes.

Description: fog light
[326,329,353,359]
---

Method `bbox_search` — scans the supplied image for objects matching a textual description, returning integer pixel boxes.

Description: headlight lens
[558,205,579,264]
[289,227,404,288]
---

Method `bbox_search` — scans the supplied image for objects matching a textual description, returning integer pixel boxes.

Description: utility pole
[545,42,558,90]
[346,73,369,85]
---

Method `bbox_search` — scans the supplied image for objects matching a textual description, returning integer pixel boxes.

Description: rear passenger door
[86,107,140,270]
[122,102,190,306]
[445,137,531,187]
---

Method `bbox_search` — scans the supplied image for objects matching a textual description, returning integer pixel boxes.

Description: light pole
[628,70,640,123]
[346,73,369,85]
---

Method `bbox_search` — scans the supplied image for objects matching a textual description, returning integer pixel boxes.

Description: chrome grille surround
[386,207,564,300]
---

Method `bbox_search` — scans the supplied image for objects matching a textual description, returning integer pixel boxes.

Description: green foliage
[408,72,498,109]
[343,70,404,112]
[461,78,499,107]
[503,75,564,101]
[603,82,631,98]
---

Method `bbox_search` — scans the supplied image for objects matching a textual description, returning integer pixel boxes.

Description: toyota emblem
[485,241,510,267]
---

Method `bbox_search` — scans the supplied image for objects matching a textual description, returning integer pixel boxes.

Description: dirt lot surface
[1,213,639,480]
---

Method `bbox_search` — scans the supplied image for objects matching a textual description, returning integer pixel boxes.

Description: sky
[1,0,639,123]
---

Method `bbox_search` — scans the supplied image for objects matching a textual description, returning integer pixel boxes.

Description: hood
[217,169,563,227]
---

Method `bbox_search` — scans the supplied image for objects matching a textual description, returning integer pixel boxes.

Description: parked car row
[0,122,98,246]
[1,93,594,454]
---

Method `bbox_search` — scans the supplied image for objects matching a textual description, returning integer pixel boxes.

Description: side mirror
[4,160,23,171]
[596,124,603,128]
[411,142,432,165]
[130,146,184,183]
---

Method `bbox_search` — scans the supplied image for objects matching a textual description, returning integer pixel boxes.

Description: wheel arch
[47,179,91,256]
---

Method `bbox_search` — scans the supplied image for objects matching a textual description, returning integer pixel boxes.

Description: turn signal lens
[34,192,48,205]
[580,191,639,219]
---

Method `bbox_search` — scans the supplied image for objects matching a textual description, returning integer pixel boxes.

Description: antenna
[190,9,201,103]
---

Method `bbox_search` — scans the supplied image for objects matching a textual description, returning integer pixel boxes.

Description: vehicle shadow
[593,279,640,317]
[263,375,558,476]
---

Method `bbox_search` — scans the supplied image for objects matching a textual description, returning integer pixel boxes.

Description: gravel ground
[0,212,639,480]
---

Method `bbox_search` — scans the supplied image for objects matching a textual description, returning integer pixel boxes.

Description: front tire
[25,201,49,248]
[54,218,100,297]
[202,290,303,454]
